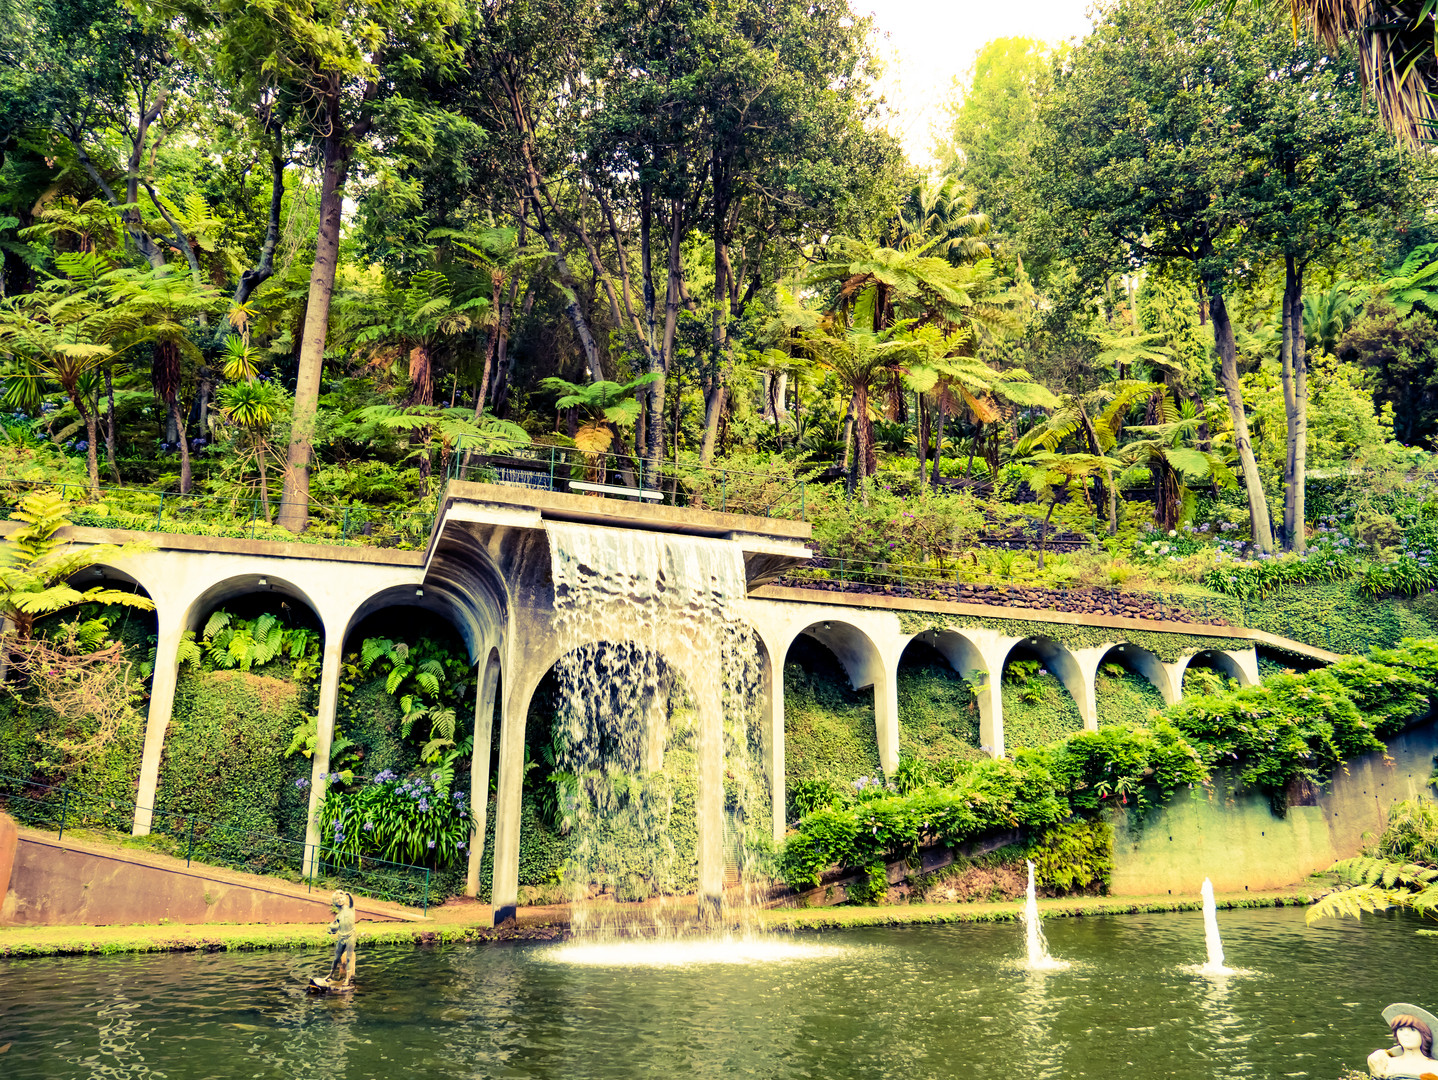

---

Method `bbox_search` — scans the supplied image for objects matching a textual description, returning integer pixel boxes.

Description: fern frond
[1306,885,1400,923]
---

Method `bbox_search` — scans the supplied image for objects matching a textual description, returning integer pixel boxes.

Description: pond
[0,905,1425,1079]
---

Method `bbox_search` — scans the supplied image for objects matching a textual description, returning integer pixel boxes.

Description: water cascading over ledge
[544,522,767,932]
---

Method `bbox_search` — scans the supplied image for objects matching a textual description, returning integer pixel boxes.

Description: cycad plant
[1308,800,1438,927]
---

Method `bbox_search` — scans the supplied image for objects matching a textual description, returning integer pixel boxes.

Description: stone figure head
[331,890,354,911]
[1391,1014,1435,1057]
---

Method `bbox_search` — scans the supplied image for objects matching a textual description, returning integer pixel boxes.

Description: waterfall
[1022,860,1069,971]
[544,522,767,936]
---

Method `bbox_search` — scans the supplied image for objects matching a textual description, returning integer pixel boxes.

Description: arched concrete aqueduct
[55,482,1306,923]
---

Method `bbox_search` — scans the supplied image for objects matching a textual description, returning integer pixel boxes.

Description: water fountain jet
[1197,878,1236,976]
[1021,860,1070,972]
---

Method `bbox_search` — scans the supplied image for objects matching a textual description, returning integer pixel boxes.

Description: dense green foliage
[155,667,313,866]
[896,643,981,761]
[777,637,1438,891]
[1000,659,1084,751]
[1095,666,1167,728]
[782,636,883,811]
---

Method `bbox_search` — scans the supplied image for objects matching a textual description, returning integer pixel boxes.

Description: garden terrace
[25,480,1339,925]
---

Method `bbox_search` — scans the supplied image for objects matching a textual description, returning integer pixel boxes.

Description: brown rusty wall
[0,813,17,911]
[0,836,394,926]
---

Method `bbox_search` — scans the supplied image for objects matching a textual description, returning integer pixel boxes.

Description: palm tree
[1023,450,1126,567]
[216,379,287,522]
[891,177,992,265]
[353,269,492,408]
[1120,398,1238,531]
[1017,380,1158,533]
[0,254,117,493]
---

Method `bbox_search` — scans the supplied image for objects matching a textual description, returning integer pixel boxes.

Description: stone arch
[999,634,1089,747]
[1096,642,1177,706]
[1091,642,1175,727]
[781,621,890,801]
[1178,648,1255,693]
[896,628,989,760]
[181,572,324,637]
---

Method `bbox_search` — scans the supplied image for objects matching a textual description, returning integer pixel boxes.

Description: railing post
[58,788,68,840]
[186,815,196,866]
[155,492,164,529]
[342,507,350,539]
[423,867,430,914]
[721,472,727,512]
[549,445,556,491]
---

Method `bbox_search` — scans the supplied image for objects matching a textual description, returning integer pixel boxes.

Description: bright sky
[859,0,1097,166]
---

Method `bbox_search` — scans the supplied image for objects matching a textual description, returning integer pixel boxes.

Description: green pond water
[0,905,1425,1079]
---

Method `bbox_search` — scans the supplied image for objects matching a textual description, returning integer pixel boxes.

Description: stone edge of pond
[0,921,566,959]
[0,888,1322,958]
[763,889,1322,931]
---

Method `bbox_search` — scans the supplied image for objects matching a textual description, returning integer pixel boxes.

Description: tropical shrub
[319,757,472,869]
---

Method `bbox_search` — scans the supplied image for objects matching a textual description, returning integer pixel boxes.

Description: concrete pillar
[975,673,1004,758]
[303,631,346,877]
[466,655,501,898]
[1068,646,1107,732]
[1164,659,1191,701]
[695,685,725,919]
[763,649,786,845]
[874,659,900,779]
[490,681,528,925]
[1223,647,1260,687]
[132,609,185,836]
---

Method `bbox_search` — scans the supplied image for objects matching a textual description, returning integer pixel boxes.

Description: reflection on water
[0,906,1423,1080]
[541,936,848,967]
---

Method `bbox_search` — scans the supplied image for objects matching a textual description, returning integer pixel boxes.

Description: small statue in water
[1368,1004,1438,1078]
[308,891,357,993]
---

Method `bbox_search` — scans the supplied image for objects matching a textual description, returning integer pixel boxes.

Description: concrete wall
[1111,719,1438,896]
[0,833,411,926]
[0,813,16,911]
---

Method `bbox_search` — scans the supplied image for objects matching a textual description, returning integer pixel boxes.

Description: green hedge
[783,636,882,809]
[340,673,421,778]
[897,643,982,761]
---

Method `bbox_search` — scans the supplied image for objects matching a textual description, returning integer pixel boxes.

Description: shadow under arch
[341,583,492,666]
[181,573,324,637]
[780,624,884,805]
[1181,648,1251,692]
[1097,641,1176,707]
[896,629,988,758]
[1001,634,1087,713]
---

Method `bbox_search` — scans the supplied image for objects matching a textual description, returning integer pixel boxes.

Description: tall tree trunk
[645,205,683,480]
[103,365,118,483]
[68,389,100,494]
[916,392,929,486]
[277,107,353,533]
[171,400,191,495]
[1210,291,1274,553]
[1280,257,1308,553]
[930,408,946,487]
[257,438,272,523]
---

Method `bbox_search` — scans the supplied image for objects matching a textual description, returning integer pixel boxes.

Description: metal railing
[0,477,436,550]
[0,773,435,912]
[451,441,809,520]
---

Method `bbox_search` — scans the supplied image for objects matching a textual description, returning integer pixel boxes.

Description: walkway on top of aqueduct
[33,479,1341,924]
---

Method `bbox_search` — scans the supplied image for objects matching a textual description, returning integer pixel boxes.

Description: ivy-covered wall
[896,642,981,761]
[339,673,421,779]
[1198,581,1438,655]
[155,665,313,865]
[1095,668,1167,729]
[783,635,882,804]
[1001,652,1084,750]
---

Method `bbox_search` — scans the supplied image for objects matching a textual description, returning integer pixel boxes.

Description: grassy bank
[0,887,1319,958]
[760,887,1321,931]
